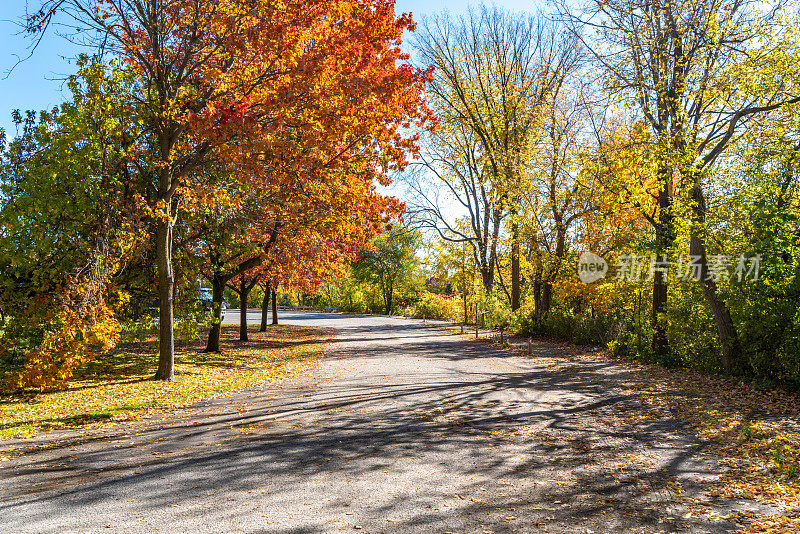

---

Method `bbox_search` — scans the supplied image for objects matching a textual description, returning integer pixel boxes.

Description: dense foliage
[318,1,800,386]
[1,0,431,390]
[4,0,800,389]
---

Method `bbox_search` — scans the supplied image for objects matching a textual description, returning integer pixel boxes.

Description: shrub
[120,315,158,344]
[478,293,512,329]
[515,309,617,346]
[405,292,461,321]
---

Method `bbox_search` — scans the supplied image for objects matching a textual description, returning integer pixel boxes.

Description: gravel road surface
[1,312,755,533]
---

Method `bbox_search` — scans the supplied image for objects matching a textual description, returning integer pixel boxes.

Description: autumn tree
[563,0,800,370]
[256,172,405,322]
[408,5,581,301]
[518,78,599,318]
[28,0,287,379]
[30,0,432,380]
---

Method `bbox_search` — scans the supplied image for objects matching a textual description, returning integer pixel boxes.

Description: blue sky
[0,0,539,136]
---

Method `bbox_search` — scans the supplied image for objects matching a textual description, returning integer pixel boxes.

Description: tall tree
[30,0,433,379]
[28,0,298,379]
[408,5,581,295]
[564,0,800,369]
[521,80,598,318]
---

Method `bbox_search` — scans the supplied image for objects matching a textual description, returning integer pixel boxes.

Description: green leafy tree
[353,227,420,315]
[0,58,145,390]
[716,102,800,379]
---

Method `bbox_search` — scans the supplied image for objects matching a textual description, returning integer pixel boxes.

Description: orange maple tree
[31,0,432,379]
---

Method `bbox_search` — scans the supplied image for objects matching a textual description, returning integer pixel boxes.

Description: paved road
[222,308,275,325]
[1,313,753,533]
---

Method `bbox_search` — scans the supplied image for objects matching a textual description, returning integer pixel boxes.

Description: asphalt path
[222,308,275,326]
[1,312,757,533]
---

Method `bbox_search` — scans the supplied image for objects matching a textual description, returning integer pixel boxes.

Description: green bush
[175,311,212,345]
[515,309,618,346]
[120,315,158,345]
[480,294,512,329]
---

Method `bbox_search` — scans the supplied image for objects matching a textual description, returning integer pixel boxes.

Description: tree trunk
[533,280,542,317]
[385,282,393,315]
[259,288,269,332]
[698,271,742,374]
[531,249,550,318]
[154,215,175,381]
[239,277,249,342]
[652,273,668,354]
[511,220,521,311]
[652,162,674,356]
[271,288,278,325]
[689,181,742,373]
[540,283,552,317]
[204,273,225,353]
[534,229,564,319]
[479,266,494,294]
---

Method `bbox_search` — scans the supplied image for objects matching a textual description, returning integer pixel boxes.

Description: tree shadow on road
[1,322,766,533]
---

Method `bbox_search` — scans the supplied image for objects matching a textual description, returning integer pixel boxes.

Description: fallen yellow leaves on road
[622,370,800,533]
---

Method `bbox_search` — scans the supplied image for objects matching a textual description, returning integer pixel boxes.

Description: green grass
[0,325,331,439]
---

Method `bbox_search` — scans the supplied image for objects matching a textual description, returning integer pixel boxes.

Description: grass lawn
[0,325,331,440]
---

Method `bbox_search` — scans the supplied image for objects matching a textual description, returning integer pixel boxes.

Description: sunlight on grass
[0,325,331,439]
